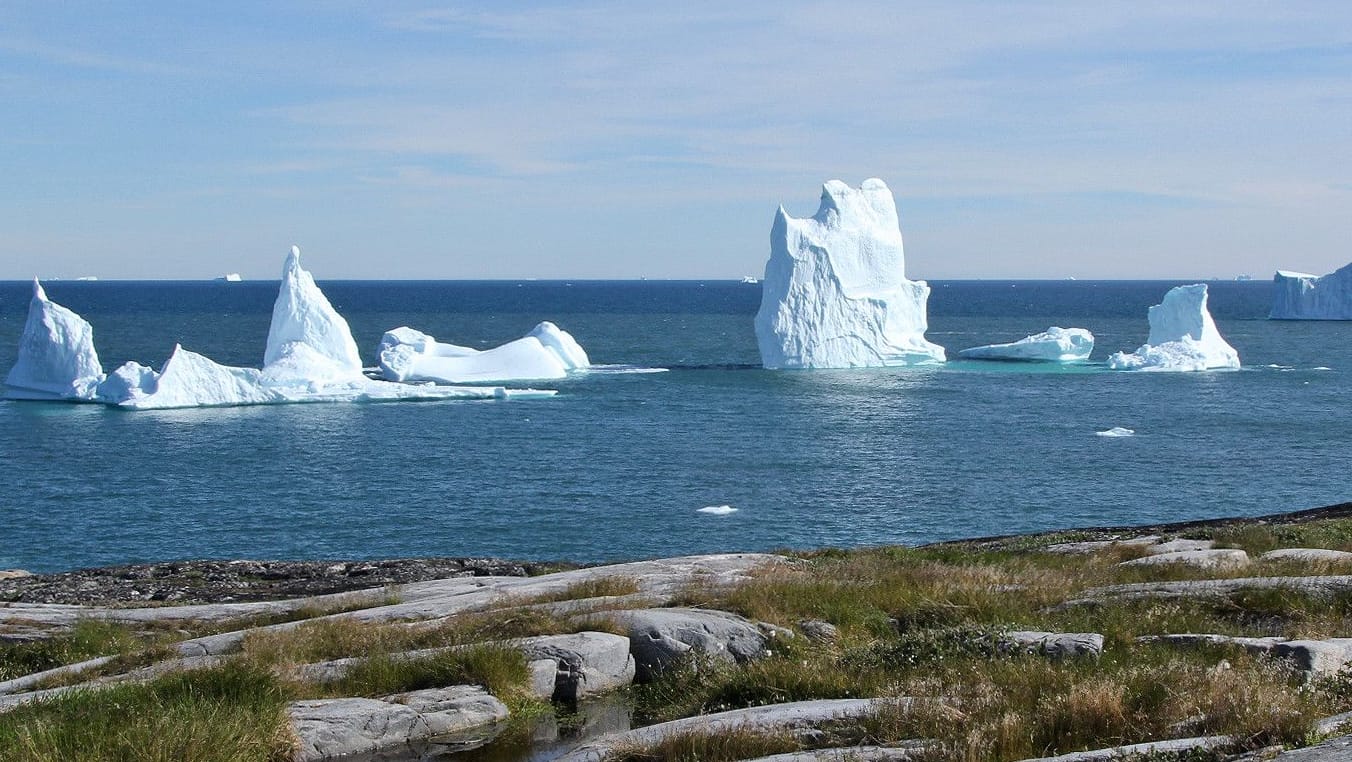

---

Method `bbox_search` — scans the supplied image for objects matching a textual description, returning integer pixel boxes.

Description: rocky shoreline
[0,557,571,606]
[5,501,1351,608]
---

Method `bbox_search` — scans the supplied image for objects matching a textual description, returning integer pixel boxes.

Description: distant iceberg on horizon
[754,178,944,369]
[958,327,1094,363]
[1270,263,1352,320]
[3,247,556,409]
[1108,284,1240,372]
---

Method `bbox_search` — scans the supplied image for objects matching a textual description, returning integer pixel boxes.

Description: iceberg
[1108,284,1240,371]
[755,178,945,369]
[3,280,105,400]
[216,273,243,282]
[5,247,557,409]
[1270,263,1352,320]
[377,321,590,384]
[958,327,1093,362]
[265,246,364,373]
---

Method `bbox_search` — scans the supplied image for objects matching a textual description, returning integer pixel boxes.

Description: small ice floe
[1096,427,1135,438]
[698,505,738,515]
[1314,366,1332,371]
[585,364,670,375]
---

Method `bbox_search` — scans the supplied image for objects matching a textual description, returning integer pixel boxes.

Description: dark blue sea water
[2,279,1349,573]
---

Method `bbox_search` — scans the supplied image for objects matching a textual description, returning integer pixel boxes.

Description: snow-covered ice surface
[1108,284,1240,372]
[1270,263,1352,319]
[3,281,105,401]
[958,327,1093,362]
[1096,427,1135,437]
[4,248,557,409]
[377,321,591,384]
[755,178,945,369]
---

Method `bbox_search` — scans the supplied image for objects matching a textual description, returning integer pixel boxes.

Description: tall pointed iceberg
[3,280,105,400]
[265,246,363,373]
[1108,284,1240,371]
[1270,263,1352,320]
[755,179,945,369]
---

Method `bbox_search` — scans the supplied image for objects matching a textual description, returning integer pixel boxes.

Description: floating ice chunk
[1314,366,1333,371]
[1096,427,1135,437]
[755,178,945,369]
[3,280,105,400]
[377,322,589,384]
[216,273,242,282]
[958,327,1093,362]
[1108,284,1240,372]
[1270,263,1352,320]
[264,246,363,373]
[698,505,738,515]
[585,365,670,374]
[102,345,280,409]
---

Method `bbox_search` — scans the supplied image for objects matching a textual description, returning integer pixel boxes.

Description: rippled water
[2,279,1348,573]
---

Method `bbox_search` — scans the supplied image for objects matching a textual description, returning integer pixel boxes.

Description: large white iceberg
[4,280,106,400]
[1108,284,1240,371]
[1270,263,1352,320]
[4,248,556,408]
[377,321,590,384]
[755,178,945,369]
[958,327,1094,362]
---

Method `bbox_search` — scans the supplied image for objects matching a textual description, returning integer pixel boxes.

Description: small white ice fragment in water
[698,505,738,515]
[1096,427,1135,438]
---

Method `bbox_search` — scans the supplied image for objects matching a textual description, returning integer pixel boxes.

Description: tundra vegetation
[3,514,1352,761]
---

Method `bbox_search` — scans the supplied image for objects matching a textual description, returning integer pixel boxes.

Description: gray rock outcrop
[580,607,776,682]
[1001,631,1104,660]
[515,632,636,702]
[1118,549,1249,570]
[289,686,507,761]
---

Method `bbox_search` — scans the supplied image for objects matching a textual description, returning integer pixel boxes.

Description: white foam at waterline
[1096,427,1135,438]
[583,365,670,374]
[698,505,738,515]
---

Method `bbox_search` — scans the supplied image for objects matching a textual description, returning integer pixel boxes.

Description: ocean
[1,279,1348,574]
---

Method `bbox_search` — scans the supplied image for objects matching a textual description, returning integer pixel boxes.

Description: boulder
[1041,536,1159,555]
[1138,634,1352,679]
[798,619,840,643]
[515,632,635,702]
[1001,631,1104,660]
[581,608,774,682]
[1145,539,1215,555]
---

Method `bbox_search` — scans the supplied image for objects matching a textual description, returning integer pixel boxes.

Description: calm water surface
[1,279,1348,572]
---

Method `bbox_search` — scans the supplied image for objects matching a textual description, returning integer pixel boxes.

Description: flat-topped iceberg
[958,327,1093,362]
[378,321,590,384]
[1270,263,1352,320]
[755,178,945,369]
[1108,284,1240,371]
[4,248,556,408]
[4,280,106,401]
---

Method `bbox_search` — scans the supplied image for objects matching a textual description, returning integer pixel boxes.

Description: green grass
[0,661,293,762]
[0,620,155,683]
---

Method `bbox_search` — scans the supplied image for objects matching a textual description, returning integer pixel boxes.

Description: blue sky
[2,2,1350,280]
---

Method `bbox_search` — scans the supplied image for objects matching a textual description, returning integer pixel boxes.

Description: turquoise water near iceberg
[1,279,1349,573]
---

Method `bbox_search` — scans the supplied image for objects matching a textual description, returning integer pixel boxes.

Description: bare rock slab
[1144,539,1215,555]
[556,698,887,762]
[1013,733,1236,761]
[1262,549,1352,564]
[289,686,507,761]
[1139,634,1352,678]
[1118,549,1249,570]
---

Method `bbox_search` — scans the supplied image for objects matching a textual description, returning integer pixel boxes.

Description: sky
[2,2,1350,280]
